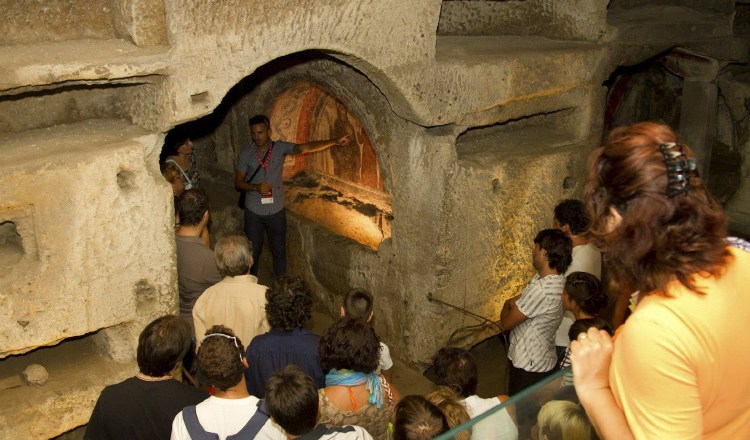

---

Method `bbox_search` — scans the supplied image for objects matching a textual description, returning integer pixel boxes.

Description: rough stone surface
[21,363,49,386]
[0,0,746,437]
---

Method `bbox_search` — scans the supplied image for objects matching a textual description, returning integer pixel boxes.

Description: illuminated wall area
[270,82,391,250]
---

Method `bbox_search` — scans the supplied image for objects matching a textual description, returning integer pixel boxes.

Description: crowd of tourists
[84,120,750,439]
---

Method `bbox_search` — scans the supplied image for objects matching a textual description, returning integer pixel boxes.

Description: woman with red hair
[571,122,750,439]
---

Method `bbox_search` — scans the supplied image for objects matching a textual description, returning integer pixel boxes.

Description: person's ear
[604,206,623,233]
[367,311,374,323]
[201,210,209,223]
[242,356,249,369]
[340,307,346,318]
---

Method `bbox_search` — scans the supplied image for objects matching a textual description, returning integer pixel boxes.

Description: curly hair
[585,122,730,296]
[534,229,573,274]
[554,199,590,235]
[431,347,478,398]
[564,272,606,316]
[394,395,449,440]
[197,325,246,391]
[318,318,380,373]
[265,276,312,330]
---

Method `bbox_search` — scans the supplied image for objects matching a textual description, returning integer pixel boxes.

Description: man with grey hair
[192,235,270,349]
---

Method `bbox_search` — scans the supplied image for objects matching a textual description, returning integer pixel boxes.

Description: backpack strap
[226,399,270,440]
[181,406,219,440]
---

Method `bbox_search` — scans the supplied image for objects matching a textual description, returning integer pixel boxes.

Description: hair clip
[659,142,698,198]
[200,333,243,363]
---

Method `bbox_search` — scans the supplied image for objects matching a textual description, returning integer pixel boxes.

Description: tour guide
[234,114,350,277]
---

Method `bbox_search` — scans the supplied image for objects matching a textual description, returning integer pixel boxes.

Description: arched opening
[160,51,395,271]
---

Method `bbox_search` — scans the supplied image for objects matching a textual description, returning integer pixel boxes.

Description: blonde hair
[160,161,181,184]
[537,400,591,440]
[426,386,470,440]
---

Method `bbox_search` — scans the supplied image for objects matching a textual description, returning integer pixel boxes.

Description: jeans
[244,208,287,277]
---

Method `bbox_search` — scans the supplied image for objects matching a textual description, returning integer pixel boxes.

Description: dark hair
[265,276,312,330]
[343,288,374,321]
[265,365,318,436]
[554,199,590,235]
[248,114,270,127]
[585,122,730,296]
[176,189,209,227]
[564,272,606,316]
[534,229,573,274]
[318,318,380,373]
[568,317,612,341]
[393,395,449,440]
[164,129,190,157]
[137,315,192,376]
[197,325,246,391]
[431,347,477,398]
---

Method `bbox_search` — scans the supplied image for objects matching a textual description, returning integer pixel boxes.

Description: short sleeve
[236,147,251,173]
[610,316,702,439]
[379,342,393,371]
[278,141,295,155]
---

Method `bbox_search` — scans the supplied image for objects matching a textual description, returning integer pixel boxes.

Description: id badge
[261,188,274,205]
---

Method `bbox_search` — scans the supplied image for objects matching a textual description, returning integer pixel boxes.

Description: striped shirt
[508,273,566,372]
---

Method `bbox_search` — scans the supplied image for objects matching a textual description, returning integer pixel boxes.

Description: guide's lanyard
[254,142,273,173]
[254,142,274,204]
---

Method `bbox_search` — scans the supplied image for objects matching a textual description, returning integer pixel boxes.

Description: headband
[200,333,243,363]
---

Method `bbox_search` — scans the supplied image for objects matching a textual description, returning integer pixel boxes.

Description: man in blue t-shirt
[234,114,350,277]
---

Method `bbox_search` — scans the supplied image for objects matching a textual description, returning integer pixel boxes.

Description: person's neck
[136,372,172,381]
[569,234,589,248]
[538,265,560,278]
[213,382,251,400]
[177,224,203,237]
[256,140,271,150]
[574,310,594,320]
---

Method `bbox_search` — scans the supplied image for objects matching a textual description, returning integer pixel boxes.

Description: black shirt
[85,377,208,440]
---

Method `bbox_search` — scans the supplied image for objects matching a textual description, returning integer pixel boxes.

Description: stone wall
[0,0,746,436]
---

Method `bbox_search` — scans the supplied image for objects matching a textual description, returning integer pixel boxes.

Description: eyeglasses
[200,333,244,363]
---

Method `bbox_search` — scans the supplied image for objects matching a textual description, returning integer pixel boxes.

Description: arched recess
[163,50,408,265]
[267,82,390,250]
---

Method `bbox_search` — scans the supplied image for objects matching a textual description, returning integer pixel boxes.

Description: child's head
[562,272,606,316]
[197,325,246,391]
[568,317,612,342]
[425,386,471,440]
[341,288,374,321]
[393,395,449,440]
[537,400,591,440]
[264,365,318,436]
[431,347,478,398]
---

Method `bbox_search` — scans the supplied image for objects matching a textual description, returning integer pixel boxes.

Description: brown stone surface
[0,0,745,436]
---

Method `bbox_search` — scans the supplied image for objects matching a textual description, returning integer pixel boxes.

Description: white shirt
[376,342,393,374]
[171,395,285,440]
[462,395,518,440]
[554,243,602,347]
[509,273,566,372]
